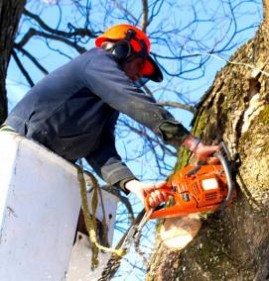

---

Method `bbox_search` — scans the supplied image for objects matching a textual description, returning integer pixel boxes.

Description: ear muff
[111,40,132,62]
[111,29,137,62]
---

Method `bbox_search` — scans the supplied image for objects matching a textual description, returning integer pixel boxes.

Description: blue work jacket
[6,48,189,190]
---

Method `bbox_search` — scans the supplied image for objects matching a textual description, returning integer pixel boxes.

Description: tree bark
[146,2,269,281]
[0,0,26,123]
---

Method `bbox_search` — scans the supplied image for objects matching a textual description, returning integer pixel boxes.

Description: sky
[5,0,263,280]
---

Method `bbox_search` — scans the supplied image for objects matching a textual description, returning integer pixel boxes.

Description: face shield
[123,37,163,84]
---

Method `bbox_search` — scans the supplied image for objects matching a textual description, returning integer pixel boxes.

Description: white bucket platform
[0,133,119,281]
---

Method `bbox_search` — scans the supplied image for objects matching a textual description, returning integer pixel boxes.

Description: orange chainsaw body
[145,163,236,219]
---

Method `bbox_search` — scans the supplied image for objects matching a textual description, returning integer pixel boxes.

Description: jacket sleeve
[82,49,190,146]
[85,114,136,194]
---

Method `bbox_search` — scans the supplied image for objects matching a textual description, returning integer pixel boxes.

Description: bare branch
[17,28,87,53]
[141,0,149,31]
[111,0,137,23]
[158,101,196,114]
[118,119,176,158]
[23,8,94,39]
[14,44,49,75]
[11,50,34,87]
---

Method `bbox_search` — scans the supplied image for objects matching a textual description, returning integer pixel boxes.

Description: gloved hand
[125,179,169,208]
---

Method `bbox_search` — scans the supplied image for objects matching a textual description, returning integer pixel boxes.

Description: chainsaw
[145,142,236,219]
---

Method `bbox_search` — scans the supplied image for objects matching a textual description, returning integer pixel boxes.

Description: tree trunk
[146,2,269,281]
[0,0,26,123]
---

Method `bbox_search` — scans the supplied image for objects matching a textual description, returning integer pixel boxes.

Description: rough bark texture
[0,0,26,123]
[146,2,269,281]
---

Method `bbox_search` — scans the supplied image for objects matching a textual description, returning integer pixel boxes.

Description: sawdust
[159,214,202,250]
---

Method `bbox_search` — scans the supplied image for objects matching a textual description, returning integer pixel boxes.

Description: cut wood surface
[159,214,202,249]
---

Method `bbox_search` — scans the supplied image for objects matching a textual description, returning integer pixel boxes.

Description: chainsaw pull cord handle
[213,142,235,211]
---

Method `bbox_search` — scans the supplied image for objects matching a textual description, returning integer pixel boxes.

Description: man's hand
[194,142,220,163]
[125,179,169,208]
[183,135,220,163]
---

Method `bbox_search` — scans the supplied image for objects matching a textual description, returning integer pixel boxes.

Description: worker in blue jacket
[4,24,219,207]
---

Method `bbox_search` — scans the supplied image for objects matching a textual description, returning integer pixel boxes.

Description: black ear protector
[112,29,141,62]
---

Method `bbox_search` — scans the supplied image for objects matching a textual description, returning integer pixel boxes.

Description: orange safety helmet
[95,24,163,82]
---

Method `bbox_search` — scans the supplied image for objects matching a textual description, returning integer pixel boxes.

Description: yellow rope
[77,166,125,269]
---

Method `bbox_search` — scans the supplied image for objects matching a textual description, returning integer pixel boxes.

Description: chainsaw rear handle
[144,187,176,212]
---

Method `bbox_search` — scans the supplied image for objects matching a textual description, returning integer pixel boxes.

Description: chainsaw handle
[214,142,235,207]
[144,187,176,212]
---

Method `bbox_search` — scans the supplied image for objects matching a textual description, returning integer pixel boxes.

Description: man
[4,24,219,207]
